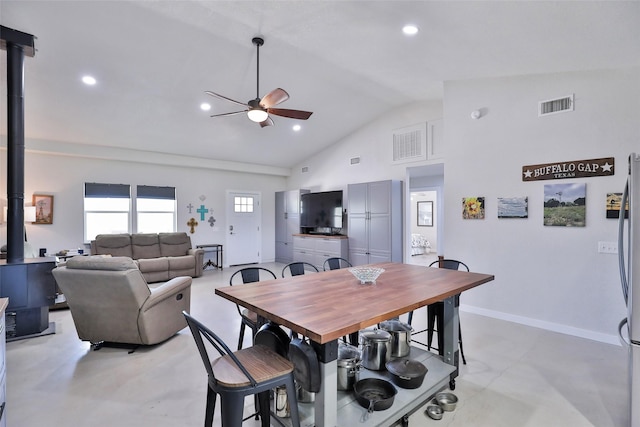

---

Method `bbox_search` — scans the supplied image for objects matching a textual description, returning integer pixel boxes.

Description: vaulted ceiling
[1,1,639,170]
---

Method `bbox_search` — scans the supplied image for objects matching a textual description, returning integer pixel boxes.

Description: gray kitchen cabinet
[275,189,308,263]
[348,180,402,265]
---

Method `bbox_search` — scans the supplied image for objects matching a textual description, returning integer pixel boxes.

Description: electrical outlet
[598,241,618,254]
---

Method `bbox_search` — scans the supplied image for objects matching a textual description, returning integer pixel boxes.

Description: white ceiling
[1,1,639,170]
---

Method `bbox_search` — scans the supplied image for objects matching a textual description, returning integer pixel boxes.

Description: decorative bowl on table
[348,267,385,284]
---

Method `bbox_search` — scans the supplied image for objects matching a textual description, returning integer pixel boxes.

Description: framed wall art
[497,197,528,219]
[462,197,485,220]
[606,192,628,219]
[33,194,54,224]
[417,201,433,226]
[543,183,585,227]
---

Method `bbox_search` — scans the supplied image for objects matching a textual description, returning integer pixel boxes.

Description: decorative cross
[196,204,209,221]
[186,203,194,214]
[208,216,216,227]
[187,218,198,234]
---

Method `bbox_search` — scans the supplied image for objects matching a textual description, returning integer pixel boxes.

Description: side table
[196,244,223,270]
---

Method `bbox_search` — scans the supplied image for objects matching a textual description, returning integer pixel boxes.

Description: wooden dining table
[215,262,494,427]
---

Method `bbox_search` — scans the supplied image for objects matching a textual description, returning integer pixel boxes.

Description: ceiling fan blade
[260,88,289,108]
[259,117,274,128]
[210,110,247,118]
[204,91,248,107]
[267,108,313,120]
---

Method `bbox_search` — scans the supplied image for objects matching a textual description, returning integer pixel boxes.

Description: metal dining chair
[229,267,277,350]
[183,312,300,427]
[409,259,469,365]
[322,257,352,271]
[281,261,318,277]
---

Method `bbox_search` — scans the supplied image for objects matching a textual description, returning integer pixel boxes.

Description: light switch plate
[598,241,618,254]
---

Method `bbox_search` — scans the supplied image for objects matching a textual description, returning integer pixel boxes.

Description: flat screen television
[300,190,343,232]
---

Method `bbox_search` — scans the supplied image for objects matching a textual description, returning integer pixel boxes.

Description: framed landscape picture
[497,197,528,219]
[33,194,54,224]
[543,183,586,227]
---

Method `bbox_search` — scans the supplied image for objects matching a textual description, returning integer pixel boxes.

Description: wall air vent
[539,94,574,117]
[350,157,360,165]
[301,166,309,173]
[392,123,427,164]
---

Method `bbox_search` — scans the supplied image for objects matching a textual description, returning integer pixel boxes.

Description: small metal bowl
[426,405,444,420]
[435,392,458,411]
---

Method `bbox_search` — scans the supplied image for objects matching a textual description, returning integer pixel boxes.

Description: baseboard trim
[460,304,620,346]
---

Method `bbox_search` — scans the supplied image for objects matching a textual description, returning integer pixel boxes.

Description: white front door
[226,191,261,266]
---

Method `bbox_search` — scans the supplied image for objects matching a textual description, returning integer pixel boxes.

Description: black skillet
[353,378,397,421]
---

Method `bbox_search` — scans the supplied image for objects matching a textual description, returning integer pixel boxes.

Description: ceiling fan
[205,37,313,128]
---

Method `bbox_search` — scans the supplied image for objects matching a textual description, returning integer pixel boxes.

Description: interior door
[226,191,261,266]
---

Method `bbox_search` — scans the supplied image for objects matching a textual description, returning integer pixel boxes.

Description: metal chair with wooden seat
[322,257,352,271]
[229,267,277,350]
[281,261,318,277]
[183,312,300,427]
[408,259,469,365]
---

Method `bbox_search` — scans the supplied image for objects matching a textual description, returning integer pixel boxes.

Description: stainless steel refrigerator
[618,153,640,427]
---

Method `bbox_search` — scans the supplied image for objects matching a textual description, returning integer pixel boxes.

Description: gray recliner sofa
[52,255,191,346]
[90,232,204,283]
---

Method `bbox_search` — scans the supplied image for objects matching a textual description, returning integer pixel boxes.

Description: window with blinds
[83,183,131,242]
[136,185,177,234]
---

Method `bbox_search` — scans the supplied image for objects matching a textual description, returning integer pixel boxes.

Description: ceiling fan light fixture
[205,36,312,127]
[402,24,419,36]
[247,108,268,123]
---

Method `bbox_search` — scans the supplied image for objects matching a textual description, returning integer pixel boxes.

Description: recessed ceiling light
[200,103,211,111]
[292,124,301,132]
[402,25,419,36]
[81,75,97,85]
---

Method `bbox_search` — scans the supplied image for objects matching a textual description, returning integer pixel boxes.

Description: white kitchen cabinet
[348,180,402,266]
[292,235,349,270]
[275,190,308,263]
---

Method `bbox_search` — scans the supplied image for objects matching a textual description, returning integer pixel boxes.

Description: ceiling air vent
[392,123,426,164]
[539,94,574,117]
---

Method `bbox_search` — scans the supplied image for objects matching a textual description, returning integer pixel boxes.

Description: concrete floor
[6,262,629,426]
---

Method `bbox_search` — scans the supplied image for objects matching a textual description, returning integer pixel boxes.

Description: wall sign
[522,157,614,181]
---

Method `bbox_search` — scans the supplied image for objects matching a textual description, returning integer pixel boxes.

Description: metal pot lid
[360,329,391,342]
[379,320,412,332]
[338,343,361,360]
[385,358,428,378]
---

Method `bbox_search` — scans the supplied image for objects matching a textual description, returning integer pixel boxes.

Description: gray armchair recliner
[52,255,191,346]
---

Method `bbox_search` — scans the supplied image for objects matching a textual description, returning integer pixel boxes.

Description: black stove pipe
[1,26,35,263]
[5,41,26,263]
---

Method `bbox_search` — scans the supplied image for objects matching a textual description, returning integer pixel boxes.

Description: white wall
[0,150,287,264]
[287,100,445,192]
[443,68,640,343]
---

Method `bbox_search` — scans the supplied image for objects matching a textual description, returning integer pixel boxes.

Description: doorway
[409,190,439,267]
[225,191,261,266]
[405,164,444,266]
